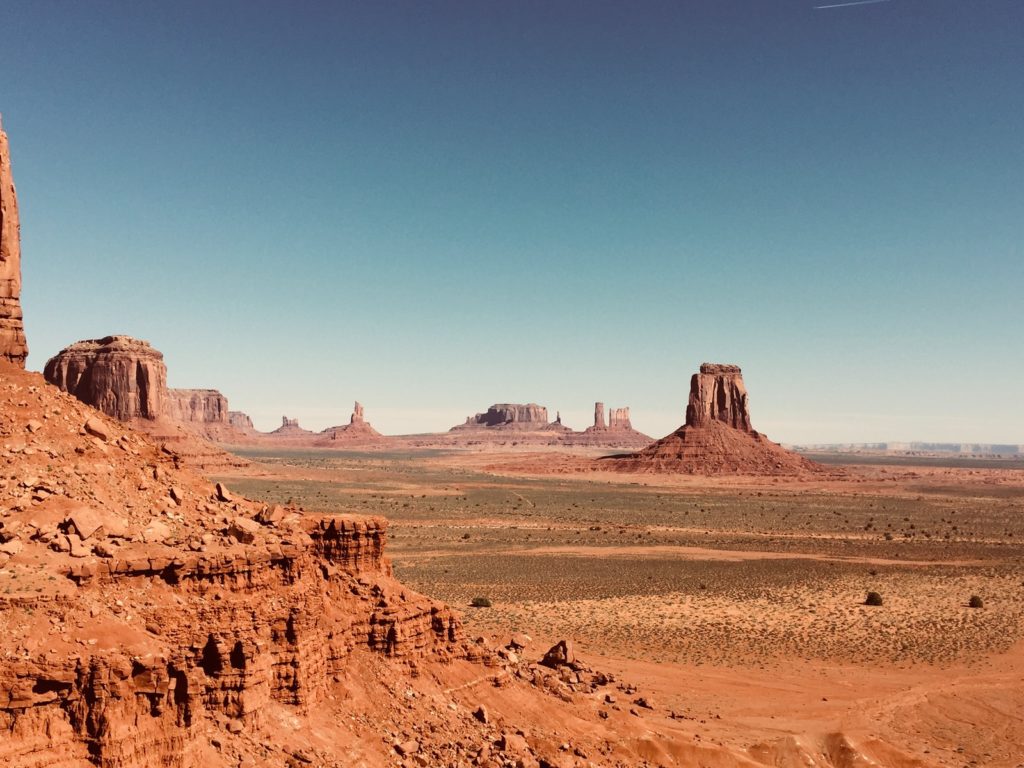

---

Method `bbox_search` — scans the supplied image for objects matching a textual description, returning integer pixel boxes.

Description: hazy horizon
[3,1,1022,443]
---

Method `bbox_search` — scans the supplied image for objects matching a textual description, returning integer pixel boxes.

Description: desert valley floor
[214,447,1024,768]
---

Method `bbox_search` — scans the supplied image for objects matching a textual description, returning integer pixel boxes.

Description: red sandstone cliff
[0,117,28,367]
[0,363,467,767]
[44,336,168,420]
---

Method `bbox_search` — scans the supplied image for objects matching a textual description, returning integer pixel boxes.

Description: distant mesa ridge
[453,403,558,430]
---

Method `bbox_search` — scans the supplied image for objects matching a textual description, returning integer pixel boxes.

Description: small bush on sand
[471,596,492,608]
[864,591,883,606]
[968,595,984,609]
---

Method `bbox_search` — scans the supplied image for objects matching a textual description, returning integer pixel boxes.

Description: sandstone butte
[0,115,28,367]
[607,363,822,475]
[316,401,384,444]
[43,336,249,470]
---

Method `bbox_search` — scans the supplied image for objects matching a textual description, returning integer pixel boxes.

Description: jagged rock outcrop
[351,400,365,424]
[0,116,28,367]
[44,336,167,420]
[228,411,254,431]
[607,363,821,475]
[686,363,752,432]
[166,388,229,425]
[0,364,468,768]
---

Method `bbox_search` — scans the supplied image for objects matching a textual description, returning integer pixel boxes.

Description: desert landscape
[3,3,1023,767]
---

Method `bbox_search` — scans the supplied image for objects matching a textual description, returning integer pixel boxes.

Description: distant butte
[317,401,384,443]
[607,363,821,475]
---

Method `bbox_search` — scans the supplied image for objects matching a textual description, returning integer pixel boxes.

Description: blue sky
[2,1,1022,441]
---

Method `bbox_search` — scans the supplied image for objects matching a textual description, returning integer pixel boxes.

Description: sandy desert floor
[218,448,1024,767]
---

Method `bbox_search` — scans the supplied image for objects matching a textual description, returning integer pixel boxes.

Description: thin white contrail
[815,0,891,8]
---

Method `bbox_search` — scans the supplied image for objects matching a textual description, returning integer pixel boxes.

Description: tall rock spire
[0,115,28,367]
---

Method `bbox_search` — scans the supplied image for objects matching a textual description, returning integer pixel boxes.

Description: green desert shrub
[864,591,883,607]
[470,596,492,608]
[968,595,984,609]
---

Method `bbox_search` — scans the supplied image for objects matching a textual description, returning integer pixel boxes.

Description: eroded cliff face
[43,336,168,420]
[166,389,229,425]
[685,363,752,432]
[0,117,27,367]
[0,364,465,768]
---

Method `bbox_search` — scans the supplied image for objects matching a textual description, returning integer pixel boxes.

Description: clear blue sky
[2,1,1022,442]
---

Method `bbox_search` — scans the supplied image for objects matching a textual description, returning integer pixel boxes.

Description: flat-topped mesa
[0,115,28,367]
[44,336,167,420]
[350,401,365,424]
[457,403,549,428]
[166,388,229,425]
[282,416,299,428]
[685,362,752,432]
[593,402,606,429]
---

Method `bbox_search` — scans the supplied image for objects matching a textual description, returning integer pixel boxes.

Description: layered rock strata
[44,336,168,420]
[608,363,820,475]
[0,117,28,367]
[0,364,466,768]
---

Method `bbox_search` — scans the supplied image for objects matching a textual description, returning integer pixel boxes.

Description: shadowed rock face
[0,117,27,367]
[44,336,167,420]
[685,363,752,432]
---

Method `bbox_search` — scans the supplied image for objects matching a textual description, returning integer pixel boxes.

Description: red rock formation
[228,411,255,432]
[270,416,314,437]
[609,407,632,430]
[453,403,555,430]
[0,116,27,367]
[43,336,167,420]
[686,363,752,432]
[0,364,467,768]
[608,363,820,475]
[166,388,229,425]
[317,401,384,444]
